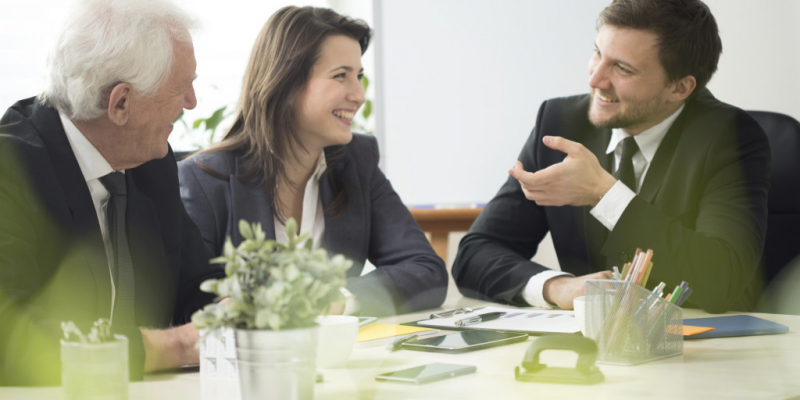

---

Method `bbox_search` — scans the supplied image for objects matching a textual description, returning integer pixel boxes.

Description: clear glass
[584,280,683,365]
[60,334,128,400]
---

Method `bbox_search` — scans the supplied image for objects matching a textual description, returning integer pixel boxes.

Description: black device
[400,330,528,353]
[374,363,476,384]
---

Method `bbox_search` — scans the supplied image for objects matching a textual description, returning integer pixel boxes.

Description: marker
[676,287,693,306]
[651,282,666,296]
[668,285,683,304]
[455,312,506,327]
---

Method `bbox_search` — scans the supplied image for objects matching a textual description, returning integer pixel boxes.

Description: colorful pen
[676,287,693,306]
[455,312,505,327]
[668,285,683,304]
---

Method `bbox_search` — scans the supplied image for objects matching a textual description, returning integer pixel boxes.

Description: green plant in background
[353,75,373,135]
[192,105,233,144]
[191,219,352,337]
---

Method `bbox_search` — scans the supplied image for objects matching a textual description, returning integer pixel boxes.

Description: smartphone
[400,331,528,353]
[374,363,476,384]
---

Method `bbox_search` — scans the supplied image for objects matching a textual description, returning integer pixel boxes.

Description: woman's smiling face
[295,35,365,151]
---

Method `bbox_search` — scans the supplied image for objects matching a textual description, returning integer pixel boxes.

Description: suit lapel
[320,148,367,272]
[637,107,689,203]
[581,126,614,271]
[31,102,112,312]
[230,155,275,244]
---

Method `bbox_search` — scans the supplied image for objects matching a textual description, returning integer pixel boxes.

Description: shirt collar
[59,111,116,182]
[606,104,685,163]
[312,151,327,182]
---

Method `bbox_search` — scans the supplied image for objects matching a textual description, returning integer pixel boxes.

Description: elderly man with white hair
[0,0,224,386]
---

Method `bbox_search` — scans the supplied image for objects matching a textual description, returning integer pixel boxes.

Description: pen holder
[584,280,683,365]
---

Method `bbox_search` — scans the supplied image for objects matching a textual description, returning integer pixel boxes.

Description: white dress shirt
[522,105,684,308]
[273,153,359,314]
[58,111,119,320]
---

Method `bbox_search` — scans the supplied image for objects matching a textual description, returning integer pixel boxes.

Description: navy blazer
[178,134,447,316]
[453,89,770,313]
[0,98,223,386]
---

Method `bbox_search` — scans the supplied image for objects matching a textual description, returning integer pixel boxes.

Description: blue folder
[683,315,789,339]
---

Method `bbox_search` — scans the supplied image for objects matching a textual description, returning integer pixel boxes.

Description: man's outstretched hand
[509,136,617,207]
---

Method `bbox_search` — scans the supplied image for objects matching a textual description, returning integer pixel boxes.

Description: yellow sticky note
[683,325,715,336]
[356,323,437,347]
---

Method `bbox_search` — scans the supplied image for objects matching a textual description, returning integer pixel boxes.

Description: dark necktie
[615,137,639,191]
[99,172,136,333]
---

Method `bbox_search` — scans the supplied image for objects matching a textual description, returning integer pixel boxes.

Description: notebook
[355,323,439,348]
[683,315,789,339]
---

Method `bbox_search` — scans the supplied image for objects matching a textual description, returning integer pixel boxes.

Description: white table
[5,295,800,400]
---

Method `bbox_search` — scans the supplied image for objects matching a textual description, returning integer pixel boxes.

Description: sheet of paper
[418,306,579,334]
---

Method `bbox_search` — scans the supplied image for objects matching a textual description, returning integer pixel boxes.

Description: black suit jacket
[0,98,223,386]
[178,134,448,316]
[452,89,770,313]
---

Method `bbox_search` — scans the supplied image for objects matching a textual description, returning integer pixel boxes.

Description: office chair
[747,111,800,294]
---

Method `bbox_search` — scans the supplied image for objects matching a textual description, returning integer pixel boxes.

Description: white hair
[39,0,197,120]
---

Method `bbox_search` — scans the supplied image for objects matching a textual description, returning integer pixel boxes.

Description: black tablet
[401,331,528,353]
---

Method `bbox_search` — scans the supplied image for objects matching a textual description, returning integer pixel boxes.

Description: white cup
[573,296,587,336]
[315,315,358,369]
[61,335,129,400]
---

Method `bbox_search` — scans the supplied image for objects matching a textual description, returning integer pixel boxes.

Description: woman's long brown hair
[194,6,372,221]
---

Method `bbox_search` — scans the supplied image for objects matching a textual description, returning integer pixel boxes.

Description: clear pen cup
[584,280,683,365]
[61,334,129,400]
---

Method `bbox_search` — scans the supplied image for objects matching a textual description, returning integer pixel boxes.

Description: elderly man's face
[125,41,197,163]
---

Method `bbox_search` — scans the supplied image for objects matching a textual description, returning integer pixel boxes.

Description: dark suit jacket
[452,89,770,313]
[0,98,223,386]
[178,134,447,316]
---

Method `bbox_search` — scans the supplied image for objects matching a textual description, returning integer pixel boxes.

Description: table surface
[5,295,800,400]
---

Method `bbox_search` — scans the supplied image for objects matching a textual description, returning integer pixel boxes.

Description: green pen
[668,285,683,304]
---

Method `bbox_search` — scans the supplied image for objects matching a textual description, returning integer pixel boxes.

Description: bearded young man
[453,0,770,313]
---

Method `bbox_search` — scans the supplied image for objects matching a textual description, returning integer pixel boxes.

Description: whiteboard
[373,0,800,206]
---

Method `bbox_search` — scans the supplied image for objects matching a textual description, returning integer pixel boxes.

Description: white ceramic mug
[315,315,359,368]
[573,296,587,336]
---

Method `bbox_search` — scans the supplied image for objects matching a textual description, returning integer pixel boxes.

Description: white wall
[0,0,330,150]
[375,0,800,207]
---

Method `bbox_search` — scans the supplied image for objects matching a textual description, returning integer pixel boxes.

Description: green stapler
[514,335,604,385]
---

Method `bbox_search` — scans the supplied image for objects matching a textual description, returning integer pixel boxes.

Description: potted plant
[192,219,352,400]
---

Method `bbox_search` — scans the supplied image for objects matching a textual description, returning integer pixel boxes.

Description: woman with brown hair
[178,6,446,316]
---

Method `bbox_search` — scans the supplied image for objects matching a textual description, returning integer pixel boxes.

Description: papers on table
[418,306,579,334]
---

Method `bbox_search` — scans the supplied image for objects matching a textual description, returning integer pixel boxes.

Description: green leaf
[362,99,372,120]
[192,118,204,130]
[286,218,298,240]
[361,75,370,91]
[205,106,228,133]
[239,220,254,240]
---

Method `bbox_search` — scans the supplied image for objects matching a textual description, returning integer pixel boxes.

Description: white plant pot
[235,327,318,400]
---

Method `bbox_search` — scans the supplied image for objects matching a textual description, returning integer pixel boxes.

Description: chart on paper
[418,306,579,334]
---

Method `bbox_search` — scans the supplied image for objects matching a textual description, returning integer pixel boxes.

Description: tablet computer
[401,331,528,353]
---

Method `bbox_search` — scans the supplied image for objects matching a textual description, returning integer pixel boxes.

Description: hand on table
[509,136,617,207]
[142,322,200,373]
[543,270,613,310]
